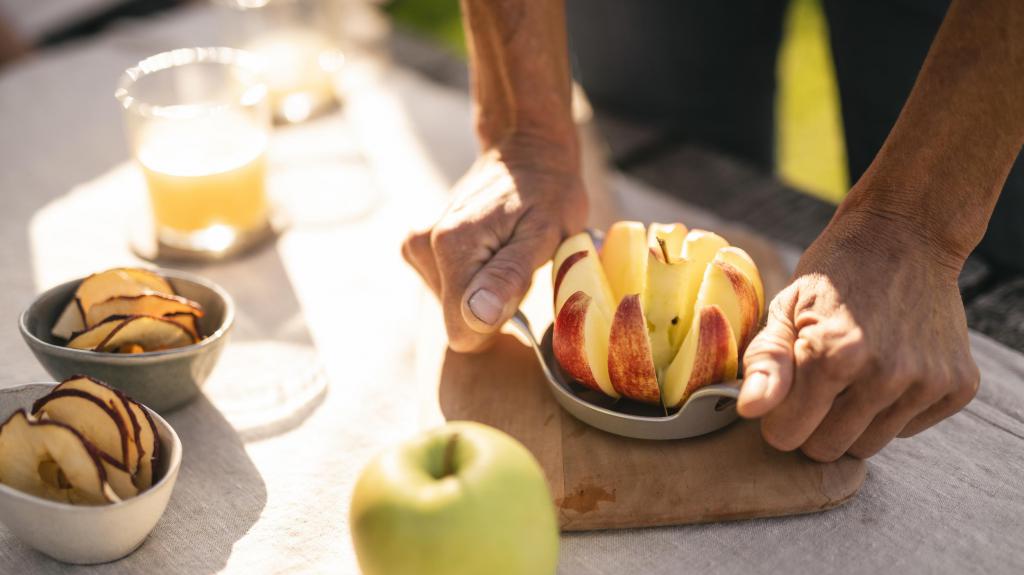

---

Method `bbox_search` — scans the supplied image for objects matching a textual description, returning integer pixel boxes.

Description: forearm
[840,0,1024,265]
[460,0,577,168]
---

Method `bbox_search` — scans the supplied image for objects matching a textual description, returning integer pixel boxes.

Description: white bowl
[0,383,182,564]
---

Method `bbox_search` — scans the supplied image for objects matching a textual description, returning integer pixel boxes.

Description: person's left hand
[737,203,981,461]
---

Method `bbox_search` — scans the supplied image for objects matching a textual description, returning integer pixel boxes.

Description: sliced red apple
[33,390,130,469]
[714,246,765,320]
[682,230,729,277]
[662,305,739,409]
[553,248,615,317]
[85,293,202,329]
[52,376,141,476]
[0,410,118,505]
[553,291,618,398]
[695,259,760,354]
[552,232,600,281]
[95,315,197,353]
[600,221,648,302]
[66,317,127,351]
[607,294,660,404]
[643,244,692,373]
[647,222,688,259]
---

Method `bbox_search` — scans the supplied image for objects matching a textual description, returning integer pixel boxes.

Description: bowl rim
[0,382,183,512]
[18,268,235,362]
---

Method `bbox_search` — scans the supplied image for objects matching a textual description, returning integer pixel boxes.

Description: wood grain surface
[431,334,866,530]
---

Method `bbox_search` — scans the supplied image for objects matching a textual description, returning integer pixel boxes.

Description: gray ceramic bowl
[19,269,234,413]
[0,383,182,564]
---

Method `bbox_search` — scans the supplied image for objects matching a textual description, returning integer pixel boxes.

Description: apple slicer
[508,310,741,441]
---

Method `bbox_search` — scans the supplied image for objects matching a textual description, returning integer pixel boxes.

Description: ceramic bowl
[19,269,234,413]
[0,383,182,564]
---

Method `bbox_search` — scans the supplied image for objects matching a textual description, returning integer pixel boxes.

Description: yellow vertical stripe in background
[776,0,848,203]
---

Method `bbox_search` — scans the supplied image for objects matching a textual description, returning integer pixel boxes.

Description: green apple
[350,421,559,575]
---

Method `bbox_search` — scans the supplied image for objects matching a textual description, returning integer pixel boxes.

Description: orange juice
[136,111,269,234]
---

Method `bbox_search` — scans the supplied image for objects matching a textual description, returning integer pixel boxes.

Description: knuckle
[401,230,431,263]
[760,420,802,453]
[800,440,844,463]
[481,257,532,297]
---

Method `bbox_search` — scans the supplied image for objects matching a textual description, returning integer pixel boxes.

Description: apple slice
[553,232,600,282]
[608,295,661,404]
[647,222,688,259]
[51,299,86,340]
[714,246,765,319]
[66,317,127,350]
[643,244,692,373]
[33,390,130,469]
[52,376,141,476]
[682,230,730,277]
[553,291,618,398]
[553,245,615,317]
[127,401,159,491]
[164,311,201,339]
[96,452,139,499]
[75,269,160,320]
[85,293,202,329]
[94,315,197,353]
[119,268,175,295]
[0,410,118,505]
[694,259,760,354]
[600,221,648,302]
[662,305,739,409]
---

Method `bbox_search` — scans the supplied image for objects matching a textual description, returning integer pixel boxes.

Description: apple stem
[442,433,459,478]
[657,237,671,261]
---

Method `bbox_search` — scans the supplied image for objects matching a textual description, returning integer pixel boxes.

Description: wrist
[831,185,971,277]
[490,128,581,177]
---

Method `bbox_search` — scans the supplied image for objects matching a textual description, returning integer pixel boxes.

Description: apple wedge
[553,242,615,317]
[52,376,141,476]
[33,390,130,469]
[95,315,197,353]
[647,222,688,259]
[75,269,161,320]
[600,221,648,302]
[66,317,127,351]
[714,246,765,319]
[553,291,618,398]
[643,243,692,373]
[682,230,729,277]
[662,305,739,409]
[85,293,202,329]
[694,259,760,354]
[608,295,661,404]
[553,232,600,280]
[0,410,118,505]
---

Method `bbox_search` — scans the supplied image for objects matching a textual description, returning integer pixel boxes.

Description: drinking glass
[216,0,344,124]
[116,47,273,259]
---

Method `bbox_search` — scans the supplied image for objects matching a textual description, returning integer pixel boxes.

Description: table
[1,4,1022,574]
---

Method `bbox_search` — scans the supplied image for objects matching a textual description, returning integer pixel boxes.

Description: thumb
[738,287,798,418]
[461,231,555,335]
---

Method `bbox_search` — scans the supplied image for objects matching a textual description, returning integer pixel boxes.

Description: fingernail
[743,372,768,401]
[468,289,503,326]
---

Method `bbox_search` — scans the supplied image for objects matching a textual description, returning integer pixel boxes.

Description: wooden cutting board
[425,331,866,531]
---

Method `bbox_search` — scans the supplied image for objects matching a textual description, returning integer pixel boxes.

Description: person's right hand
[402,138,587,353]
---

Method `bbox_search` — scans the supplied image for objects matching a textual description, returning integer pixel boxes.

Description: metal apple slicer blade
[507,310,741,441]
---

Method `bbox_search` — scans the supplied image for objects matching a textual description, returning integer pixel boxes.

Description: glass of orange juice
[116,47,272,259]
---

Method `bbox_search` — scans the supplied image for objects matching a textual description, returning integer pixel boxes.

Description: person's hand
[737,203,981,461]
[402,139,587,353]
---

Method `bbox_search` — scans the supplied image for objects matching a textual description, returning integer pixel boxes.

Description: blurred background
[0,0,846,204]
